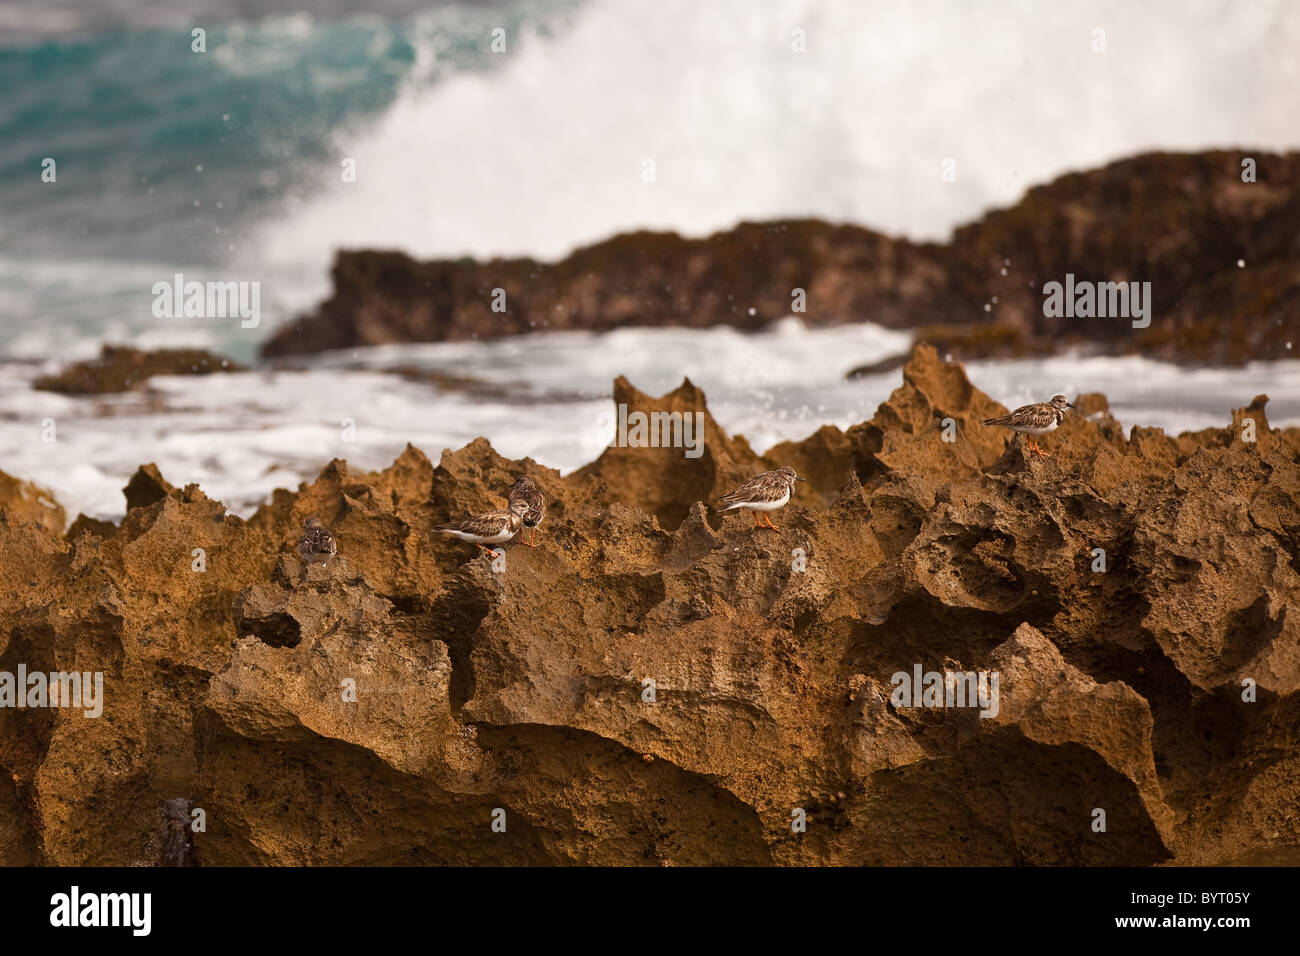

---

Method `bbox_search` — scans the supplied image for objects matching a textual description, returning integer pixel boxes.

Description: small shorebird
[297,517,337,569]
[435,504,523,559]
[983,395,1073,458]
[718,466,804,529]
[507,475,546,548]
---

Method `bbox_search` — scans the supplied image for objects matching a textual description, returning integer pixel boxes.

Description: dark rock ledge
[263,150,1300,367]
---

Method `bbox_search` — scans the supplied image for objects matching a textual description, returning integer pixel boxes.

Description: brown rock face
[33,345,241,394]
[262,221,954,356]
[0,469,65,536]
[262,151,1300,365]
[1,345,1297,865]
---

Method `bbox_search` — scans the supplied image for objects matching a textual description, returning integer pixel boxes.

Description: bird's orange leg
[477,544,499,559]
[762,513,780,530]
[525,527,538,548]
[752,511,763,527]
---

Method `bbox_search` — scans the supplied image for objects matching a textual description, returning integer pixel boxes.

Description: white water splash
[2,321,1297,523]
[260,0,1300,283]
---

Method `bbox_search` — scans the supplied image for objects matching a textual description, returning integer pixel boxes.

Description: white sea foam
[258,0,1300,286]
[2,323,1296,524]
[7,0,1298,361]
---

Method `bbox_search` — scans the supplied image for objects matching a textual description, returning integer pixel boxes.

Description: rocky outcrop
[0,345,1297,865]
[33,345,241,394]
[0,469,65,535]
[262,151,1300,366]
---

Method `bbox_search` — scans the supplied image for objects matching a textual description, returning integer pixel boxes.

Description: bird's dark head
[304,516,323,529]
[1050,395,1073,410]
[778,466,805,483]
[508,497,531,516]
[511,475,536,490]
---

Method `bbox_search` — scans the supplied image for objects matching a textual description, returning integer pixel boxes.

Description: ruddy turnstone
[297,517,337,568]
[718,466,804,529]
[983,395,1073,458]
[507,475,545,548]
[435,504,523,559]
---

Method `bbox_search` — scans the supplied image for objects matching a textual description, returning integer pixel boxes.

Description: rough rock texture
[1,345,1298,865]
[0,469,65,535]
[263,151,1300,365]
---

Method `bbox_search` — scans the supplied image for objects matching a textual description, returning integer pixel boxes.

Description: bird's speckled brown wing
[438,510,518,537]
[720,470,789,505]
[985,402,1058,430]
[298,527,337,560]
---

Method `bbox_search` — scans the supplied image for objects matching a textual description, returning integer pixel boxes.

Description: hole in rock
[239,612,302,648]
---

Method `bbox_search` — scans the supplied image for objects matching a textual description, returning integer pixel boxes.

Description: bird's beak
[795,476,806,481]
